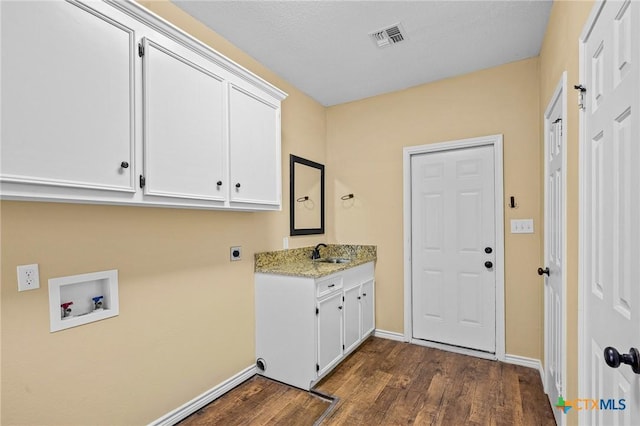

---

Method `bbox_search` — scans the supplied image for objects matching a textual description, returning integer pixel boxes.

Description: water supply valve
[92,296,104,311]
[61,301,74,318]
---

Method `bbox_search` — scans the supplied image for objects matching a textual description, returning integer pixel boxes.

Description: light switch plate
[511,219,534,234]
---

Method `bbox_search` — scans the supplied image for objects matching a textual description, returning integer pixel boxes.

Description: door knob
[537,267,550,276]
[604,347,640,374]
[484,247,493,254]
[217,181,222,186]
[235,183,241,188]
[120,161,129,169]
[484,261,493,269]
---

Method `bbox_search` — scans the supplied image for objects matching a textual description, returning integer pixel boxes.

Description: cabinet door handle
[235,183,241,188]
[328,284,335,288]
[217,181,222,186]
[120,161,129,169]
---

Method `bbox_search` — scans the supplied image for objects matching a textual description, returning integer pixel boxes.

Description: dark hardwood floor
[177,337,556,425]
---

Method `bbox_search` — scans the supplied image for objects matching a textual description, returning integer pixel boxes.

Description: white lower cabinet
[317,290,344,376]
[255,262,375,390]
[343,265,376,355]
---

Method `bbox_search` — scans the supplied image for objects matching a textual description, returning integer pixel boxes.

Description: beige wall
[326,58,543,358]
[0,1,326,424]
[539,1,594,424]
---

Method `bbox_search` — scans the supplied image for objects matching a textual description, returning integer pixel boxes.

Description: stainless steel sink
[314,257,351,264]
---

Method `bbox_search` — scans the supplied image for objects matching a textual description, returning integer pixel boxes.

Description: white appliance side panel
[255,273,316,389]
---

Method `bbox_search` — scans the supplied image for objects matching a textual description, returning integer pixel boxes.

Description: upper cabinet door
[1,1,136,192]
[228,85,281,208]
[142,37,226,202]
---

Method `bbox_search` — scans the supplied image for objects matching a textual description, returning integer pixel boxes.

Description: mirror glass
[290,155,324,235]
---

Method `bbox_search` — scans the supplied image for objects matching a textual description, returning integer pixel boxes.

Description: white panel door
[411,145,496,353]
[142,37,226,201]
[228,85,280,206]
[1,1,135,192]
[582,1,640,424]
[543,77,566,425]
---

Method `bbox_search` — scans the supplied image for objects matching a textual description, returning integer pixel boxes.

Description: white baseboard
[374,329,406,342]
[503,353,544,384]
[148,365,256,426]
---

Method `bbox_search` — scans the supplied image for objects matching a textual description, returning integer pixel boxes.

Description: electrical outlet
[17,264,40,291]
[230,246,242,261]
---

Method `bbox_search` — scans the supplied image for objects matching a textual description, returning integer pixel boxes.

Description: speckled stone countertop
[255,244,376,278]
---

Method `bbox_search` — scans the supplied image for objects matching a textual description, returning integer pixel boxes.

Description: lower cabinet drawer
[316,276,343,298]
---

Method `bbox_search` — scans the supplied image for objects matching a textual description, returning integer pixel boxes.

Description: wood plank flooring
[315,337,555,425]
[177,376,330,426]
[177,337,556,425]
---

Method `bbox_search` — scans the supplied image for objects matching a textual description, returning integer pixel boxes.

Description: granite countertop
[255,244,376,278]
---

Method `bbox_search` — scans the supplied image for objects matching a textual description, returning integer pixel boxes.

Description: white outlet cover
[17,263,40,291]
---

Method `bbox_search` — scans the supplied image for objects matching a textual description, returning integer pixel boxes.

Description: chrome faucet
[311,243,327,260]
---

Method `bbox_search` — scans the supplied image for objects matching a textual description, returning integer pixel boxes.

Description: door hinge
[553,118,563,137]
[139,175,146,188]
[138,42,144,57]
[574,84,586,110]
[315,307,319,315]
[316,364,319,372]
[342,344,345,350]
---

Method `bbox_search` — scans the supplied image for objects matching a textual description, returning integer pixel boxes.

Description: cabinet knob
[484,261,493,269]
[363,293,367,297]
[338,305,343,310]
[235,183,241,188]
[120,161,129,169]
[217,181,222,186]
[357,296,361,300]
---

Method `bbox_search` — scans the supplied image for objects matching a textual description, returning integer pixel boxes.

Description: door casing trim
[403,134,505,360]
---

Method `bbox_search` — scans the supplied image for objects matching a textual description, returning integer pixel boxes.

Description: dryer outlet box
[230,246,242,261]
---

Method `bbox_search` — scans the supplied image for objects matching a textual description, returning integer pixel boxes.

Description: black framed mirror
[290,155,324,236]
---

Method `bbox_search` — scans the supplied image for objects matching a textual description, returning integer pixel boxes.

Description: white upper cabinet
[1,1,136,193]
[0,0,287,211]
[142,36,226,203]
[229,85,281,208]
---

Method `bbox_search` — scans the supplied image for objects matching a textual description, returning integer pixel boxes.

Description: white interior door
[411,145,496,353]
[582,1,640,424]
[543,74,566,426]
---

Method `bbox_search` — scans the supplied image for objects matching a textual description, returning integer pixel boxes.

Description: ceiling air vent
[369,23,406,48]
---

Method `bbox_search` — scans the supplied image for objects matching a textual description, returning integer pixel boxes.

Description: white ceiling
[172,1,553,107]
